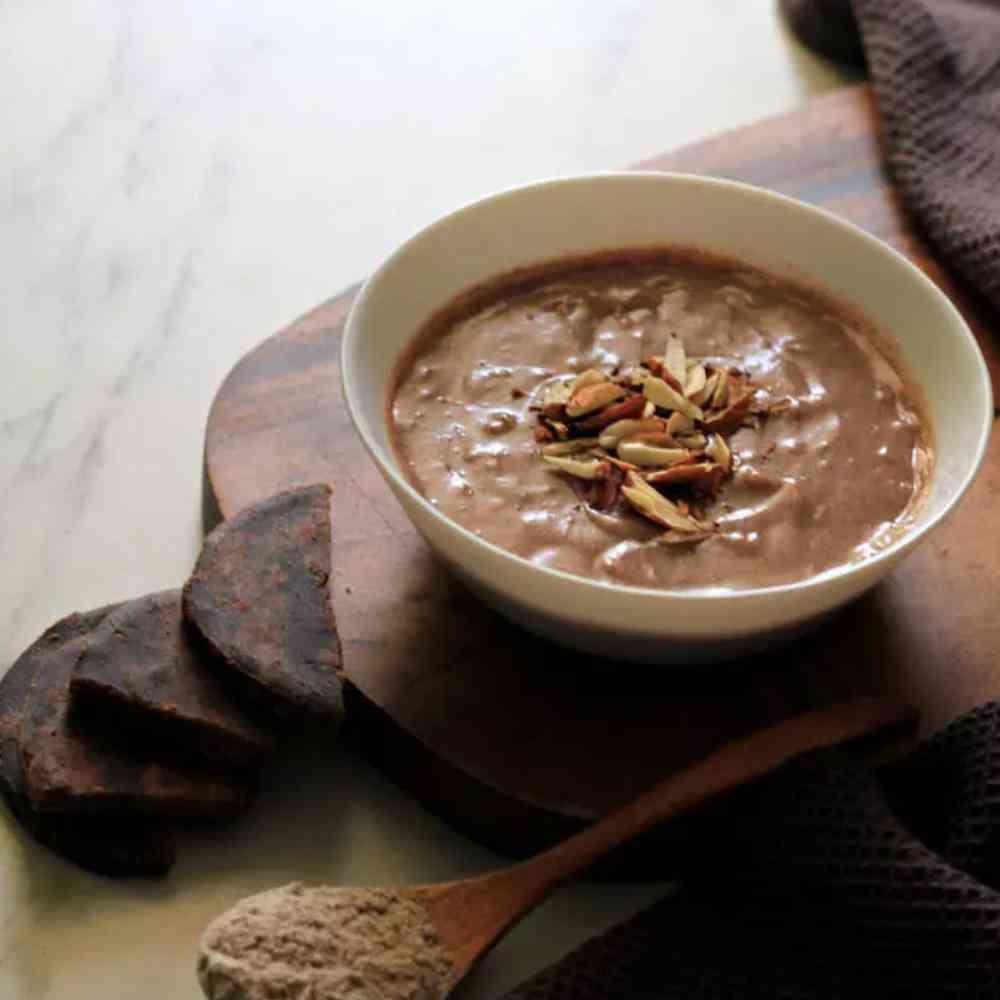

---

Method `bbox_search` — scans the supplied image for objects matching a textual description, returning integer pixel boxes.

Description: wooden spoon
[408,696,915,994]
[199,697,915,1000]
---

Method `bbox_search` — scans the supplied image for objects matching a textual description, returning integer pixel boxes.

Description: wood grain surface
[203,84,1000,864]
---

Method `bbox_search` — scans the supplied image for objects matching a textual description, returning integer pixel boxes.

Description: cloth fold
[781,0,1000,315]
[502,704,1000,998]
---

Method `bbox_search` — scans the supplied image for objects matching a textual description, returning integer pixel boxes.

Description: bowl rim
[341,171,994,604]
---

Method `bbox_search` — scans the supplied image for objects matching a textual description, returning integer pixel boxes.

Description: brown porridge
[389,249,932,590]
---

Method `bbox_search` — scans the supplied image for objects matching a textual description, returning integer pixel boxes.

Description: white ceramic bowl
[341,173,993,664]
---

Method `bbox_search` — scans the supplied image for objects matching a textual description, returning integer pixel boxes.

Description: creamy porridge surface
[390,250,931,590]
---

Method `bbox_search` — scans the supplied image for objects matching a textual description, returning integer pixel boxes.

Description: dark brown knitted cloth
[501,704,1000,998]
[781,0,1000,314]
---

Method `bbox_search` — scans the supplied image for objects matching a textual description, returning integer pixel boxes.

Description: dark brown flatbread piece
[11,610,253,819]
[0,608,175,877]
[71,590,275,769]
[183,483,342,718]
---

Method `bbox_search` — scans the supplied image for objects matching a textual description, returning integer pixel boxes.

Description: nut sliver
[666,411,694,436]
[566,382,627,418]
[689,371,719,407]
[705,434,732,470]
[664,337,686,385]
[598,418,663,450]
[617,442,690,467]
[643,376,704,420]
[621,473,705,532]
[542,455,609,480]
[685,364,707,399]
[541,437,601,456]
[568,368,607,396]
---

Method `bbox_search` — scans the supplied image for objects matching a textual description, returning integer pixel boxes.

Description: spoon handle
[492,697,915,914]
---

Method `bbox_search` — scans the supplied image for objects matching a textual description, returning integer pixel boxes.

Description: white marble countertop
[0,3,855,997]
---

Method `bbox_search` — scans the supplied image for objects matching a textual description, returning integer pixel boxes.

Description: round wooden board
[205,84,1000,864]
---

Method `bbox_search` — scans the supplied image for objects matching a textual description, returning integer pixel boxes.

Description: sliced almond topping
[661,369,685,393]
[622,431,678,448]
[598,417,664,450]
[666,411,694,436]
[640,356,665,378]
[568,368,608,396]
[621,472,705,532]
[575,392,645,430]
[645,462,723,490]
[530,341,768,532]
[711,370,730,409]
[617,442,691,467]
[542,455,610,480]
[705,433,732,470]
[702,390,752,434]
[675,431,708,450]
[541,437,601,456]
[571,463,625,512]
[643,376,704,420]
[664,336,687,386]
[684,363,707,399]
[606,455,641,473]
[566,381,627,418]
[689,370,719,407]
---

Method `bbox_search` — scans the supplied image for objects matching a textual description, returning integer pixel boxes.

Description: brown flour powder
[198,883,455,1000]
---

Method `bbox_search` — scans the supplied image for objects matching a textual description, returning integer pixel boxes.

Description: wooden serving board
[204,84,1000,864]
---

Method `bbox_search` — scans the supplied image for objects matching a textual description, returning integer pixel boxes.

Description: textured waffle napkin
[501,703,1000,998]
[781,0,1000,314]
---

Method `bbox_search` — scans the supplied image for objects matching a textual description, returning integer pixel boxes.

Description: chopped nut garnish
[664,336,687,386]
[576,393,645,430]
[617,442,691,467]
[684,363,707,399]
[541,437,602,456]
[568,368,608,396]
[598,417,664,450]
[643,376,703,421]
[689,371,719,407]
[705,433,732,470]
[702,391,752,434]
[645,462,724,491]
[532,342,770,541]
[675,431,708,450]
[542,455,611,479]
[566,381,627,417]
[711,370,730,409]
[666,411,694,437]
[621,473,708,532]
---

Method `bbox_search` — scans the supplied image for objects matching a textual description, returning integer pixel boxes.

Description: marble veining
[0,2,851,997]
